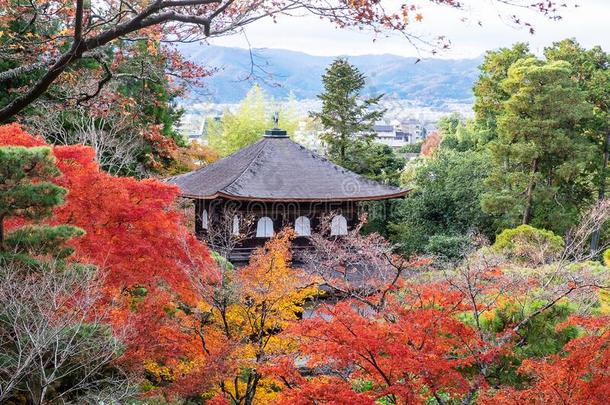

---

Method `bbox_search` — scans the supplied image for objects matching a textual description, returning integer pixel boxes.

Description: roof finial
[272,111,279,128]
[264,111,288,137]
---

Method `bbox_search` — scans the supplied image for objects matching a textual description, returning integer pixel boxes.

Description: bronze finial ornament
[272,111,279,128]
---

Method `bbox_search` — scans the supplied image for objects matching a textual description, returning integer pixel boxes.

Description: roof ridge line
[221,138,269,194]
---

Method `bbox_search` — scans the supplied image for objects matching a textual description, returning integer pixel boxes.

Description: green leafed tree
[347,142,405,186]
[311,58,385,167]
[0,146,82,264]
[206,85,299,157]
[390,148,494,257]
[436,113,462,138]
[481,57,595,233]
[439,115,490,152]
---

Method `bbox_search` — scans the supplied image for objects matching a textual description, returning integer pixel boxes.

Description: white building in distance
[371,119,430,150]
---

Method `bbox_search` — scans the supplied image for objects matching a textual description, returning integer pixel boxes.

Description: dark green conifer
[311,58,385,167]
[0,146,83,264]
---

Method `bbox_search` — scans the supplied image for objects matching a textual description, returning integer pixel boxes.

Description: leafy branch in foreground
[0,0,573,122]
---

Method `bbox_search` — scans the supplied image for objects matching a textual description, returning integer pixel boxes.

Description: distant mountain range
[179,45,482,106]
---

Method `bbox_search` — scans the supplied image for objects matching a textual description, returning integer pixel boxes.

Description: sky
[209,0,609,59]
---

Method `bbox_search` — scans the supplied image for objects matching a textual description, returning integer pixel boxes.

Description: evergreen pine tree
[311,58,385,167]
[544,39,610,251]
[473,43,533,139]
[0,146,83,264]
[481,58,595,232]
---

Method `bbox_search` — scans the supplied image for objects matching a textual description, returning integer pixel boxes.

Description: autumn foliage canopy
[0,123,219,373]
[1,123,609,404]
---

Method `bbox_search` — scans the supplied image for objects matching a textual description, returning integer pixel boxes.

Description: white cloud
[209,0,609,59]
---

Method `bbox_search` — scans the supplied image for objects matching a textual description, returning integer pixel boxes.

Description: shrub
[492,225,564,265]
[425,233,471,259]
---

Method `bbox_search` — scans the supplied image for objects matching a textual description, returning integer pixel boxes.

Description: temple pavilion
[168,126,408,262]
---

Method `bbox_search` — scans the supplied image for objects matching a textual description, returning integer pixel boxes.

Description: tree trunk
[340,132,346,165]
[244,373,259,405]
[522,158,539,225]
[591,129,610,253]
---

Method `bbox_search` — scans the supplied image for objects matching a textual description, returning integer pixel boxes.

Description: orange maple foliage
[278,377,374,405]
[163,140,220,176]
[278,285,485,404]
[421,131,442,156]
[480,318,610,405]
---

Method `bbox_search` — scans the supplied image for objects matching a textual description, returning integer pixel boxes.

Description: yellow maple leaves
[227,229,318,358]
[216,230,319,403]
[236,229,317,326]
[138,230,319,402]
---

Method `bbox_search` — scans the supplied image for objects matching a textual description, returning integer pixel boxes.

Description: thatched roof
[167,132,408,202]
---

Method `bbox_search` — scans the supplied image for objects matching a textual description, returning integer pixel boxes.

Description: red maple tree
[480,317,610,405]
[0,123,221,377]
[277,286,486,405]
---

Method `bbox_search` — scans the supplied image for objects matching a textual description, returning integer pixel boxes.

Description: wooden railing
[208,243,313,263]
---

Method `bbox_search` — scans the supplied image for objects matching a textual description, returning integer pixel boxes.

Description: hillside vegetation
[180,45,481,104]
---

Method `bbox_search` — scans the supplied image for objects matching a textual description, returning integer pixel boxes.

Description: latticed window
[330,215,347,236]
[256,217,274,237]
[295,216,311,236]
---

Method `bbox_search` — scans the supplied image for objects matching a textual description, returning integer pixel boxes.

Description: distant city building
[370,118,433,150]
[178,107,224,144]
[177,112,206,143]
[371,123,403,148]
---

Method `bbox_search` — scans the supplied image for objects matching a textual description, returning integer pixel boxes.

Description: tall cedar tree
[544,39,610,251]
[311,58,385,168]
[481,57,594,233]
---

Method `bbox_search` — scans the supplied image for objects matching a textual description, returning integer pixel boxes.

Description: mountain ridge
[180,44,482,105]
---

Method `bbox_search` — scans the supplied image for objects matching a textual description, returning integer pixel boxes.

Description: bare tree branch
[77,59,112,104]
[0,261,135,403]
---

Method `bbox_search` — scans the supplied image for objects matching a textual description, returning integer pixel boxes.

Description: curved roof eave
[178,189,410,202]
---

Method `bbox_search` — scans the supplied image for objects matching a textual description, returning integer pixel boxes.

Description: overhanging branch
[76,59,112,105]
[0,1,229,122]
[0,62,48,83]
